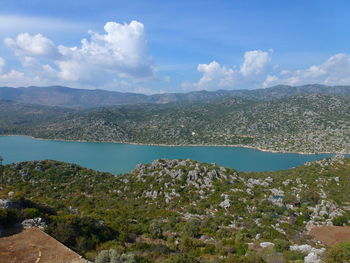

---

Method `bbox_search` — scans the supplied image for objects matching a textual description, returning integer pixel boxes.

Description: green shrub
[0,208,21,226]
[225,252,266,263]
[94,250,151,263]
[274,239,290,252]
[332,215,349,226]
[300,190,320,205]
[23,207,40,218]
[149,220,163,239]
[324,241,350,263]
[203,244,216,254]
[284,250,307,260]
[166,254,200,263]
[233,243,248,256]
[183,219,201,238]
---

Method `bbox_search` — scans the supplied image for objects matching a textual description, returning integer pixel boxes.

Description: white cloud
[56,20,154,81]
[183,50,271,90]
[196,61,237,89]
[1,20,155,90]
[0,57,6,74]
[264,53,350,87]
[240,50,271,76]
[185,51,350,91]
[5,33,61,58]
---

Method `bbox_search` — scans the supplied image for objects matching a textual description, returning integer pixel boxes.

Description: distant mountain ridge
[0,84,349,108]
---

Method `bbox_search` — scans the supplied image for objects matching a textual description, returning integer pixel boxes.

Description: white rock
[304,252,322,263]
[290,244,313,253]
[260,242,274,248]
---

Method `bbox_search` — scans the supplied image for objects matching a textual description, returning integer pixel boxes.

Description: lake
[0,135,340,174]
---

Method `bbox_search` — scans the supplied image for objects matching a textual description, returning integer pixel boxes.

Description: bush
[284,250,307,261]
[183,219,201,238]
[95,250,151,263]
[233,243,248,256]
[46,216,115,254]
[179,236,204,253]
[324,241,350,263]
[274,239,290,252]
[149,220,163,239]
[166,254,200,263]
[300,190,320,205]
[332,215,349,226]
[225,252,266,263]
[23,207,40,219]
[0,208,21,227]
[203,244,216,254]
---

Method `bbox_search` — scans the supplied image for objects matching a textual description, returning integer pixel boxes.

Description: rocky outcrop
[22,217,47,229]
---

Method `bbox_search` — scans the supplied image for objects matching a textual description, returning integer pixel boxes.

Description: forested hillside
[1,92,349,153]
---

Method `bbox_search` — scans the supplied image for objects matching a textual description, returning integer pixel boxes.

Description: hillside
[0,84,350,108]
[1,92,349,153]
[1,156,350,262]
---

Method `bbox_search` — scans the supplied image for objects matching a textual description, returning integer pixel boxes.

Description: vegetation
[323,241,350,263]
[1,156,350,262]
[1,85,350,153]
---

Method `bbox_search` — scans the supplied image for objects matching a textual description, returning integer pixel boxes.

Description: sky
[0,0,350,93]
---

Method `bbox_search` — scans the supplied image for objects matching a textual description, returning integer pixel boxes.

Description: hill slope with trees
[1,92,349,153]
[1,156,350,262]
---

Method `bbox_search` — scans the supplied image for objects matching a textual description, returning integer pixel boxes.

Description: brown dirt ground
[0,228,88,263]
[309,226,350,246]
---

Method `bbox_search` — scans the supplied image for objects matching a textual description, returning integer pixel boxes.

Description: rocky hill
[1,156,350,262]
[1,92,349,153]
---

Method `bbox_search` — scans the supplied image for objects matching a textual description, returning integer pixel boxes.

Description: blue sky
[0,0,349,93]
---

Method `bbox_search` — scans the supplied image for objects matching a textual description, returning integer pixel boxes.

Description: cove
[0,135,342,174]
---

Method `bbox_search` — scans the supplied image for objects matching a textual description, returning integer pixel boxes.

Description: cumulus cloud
[240,50,271,76]
[183,50,271,90]
[56,20,154,81]
[5,33,61,58]
[184,51,350,91]
[263,53,350,87]
[1,20,155,90]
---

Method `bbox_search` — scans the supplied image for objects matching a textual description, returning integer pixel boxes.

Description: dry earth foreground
[0,228,89,263]
[309,226,350,246]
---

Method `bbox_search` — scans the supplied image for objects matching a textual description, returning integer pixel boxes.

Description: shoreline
[1,134,349,155]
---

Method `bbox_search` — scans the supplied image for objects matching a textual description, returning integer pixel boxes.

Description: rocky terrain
[1,90,349,153]
[1,156,350,262]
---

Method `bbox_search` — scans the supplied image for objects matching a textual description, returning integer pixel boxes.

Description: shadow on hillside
[0,223,24,238]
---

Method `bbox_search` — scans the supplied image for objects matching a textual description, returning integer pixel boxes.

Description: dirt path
[0,228,88,263]
[310,226,350,246]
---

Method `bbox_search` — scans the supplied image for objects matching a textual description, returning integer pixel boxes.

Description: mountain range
[1,84,350,108]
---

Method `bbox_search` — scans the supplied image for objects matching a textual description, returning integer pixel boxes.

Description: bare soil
[0,228,88,263]
[309,226,350,246]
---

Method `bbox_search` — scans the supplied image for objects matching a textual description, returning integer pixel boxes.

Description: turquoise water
[0,136,340,174]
